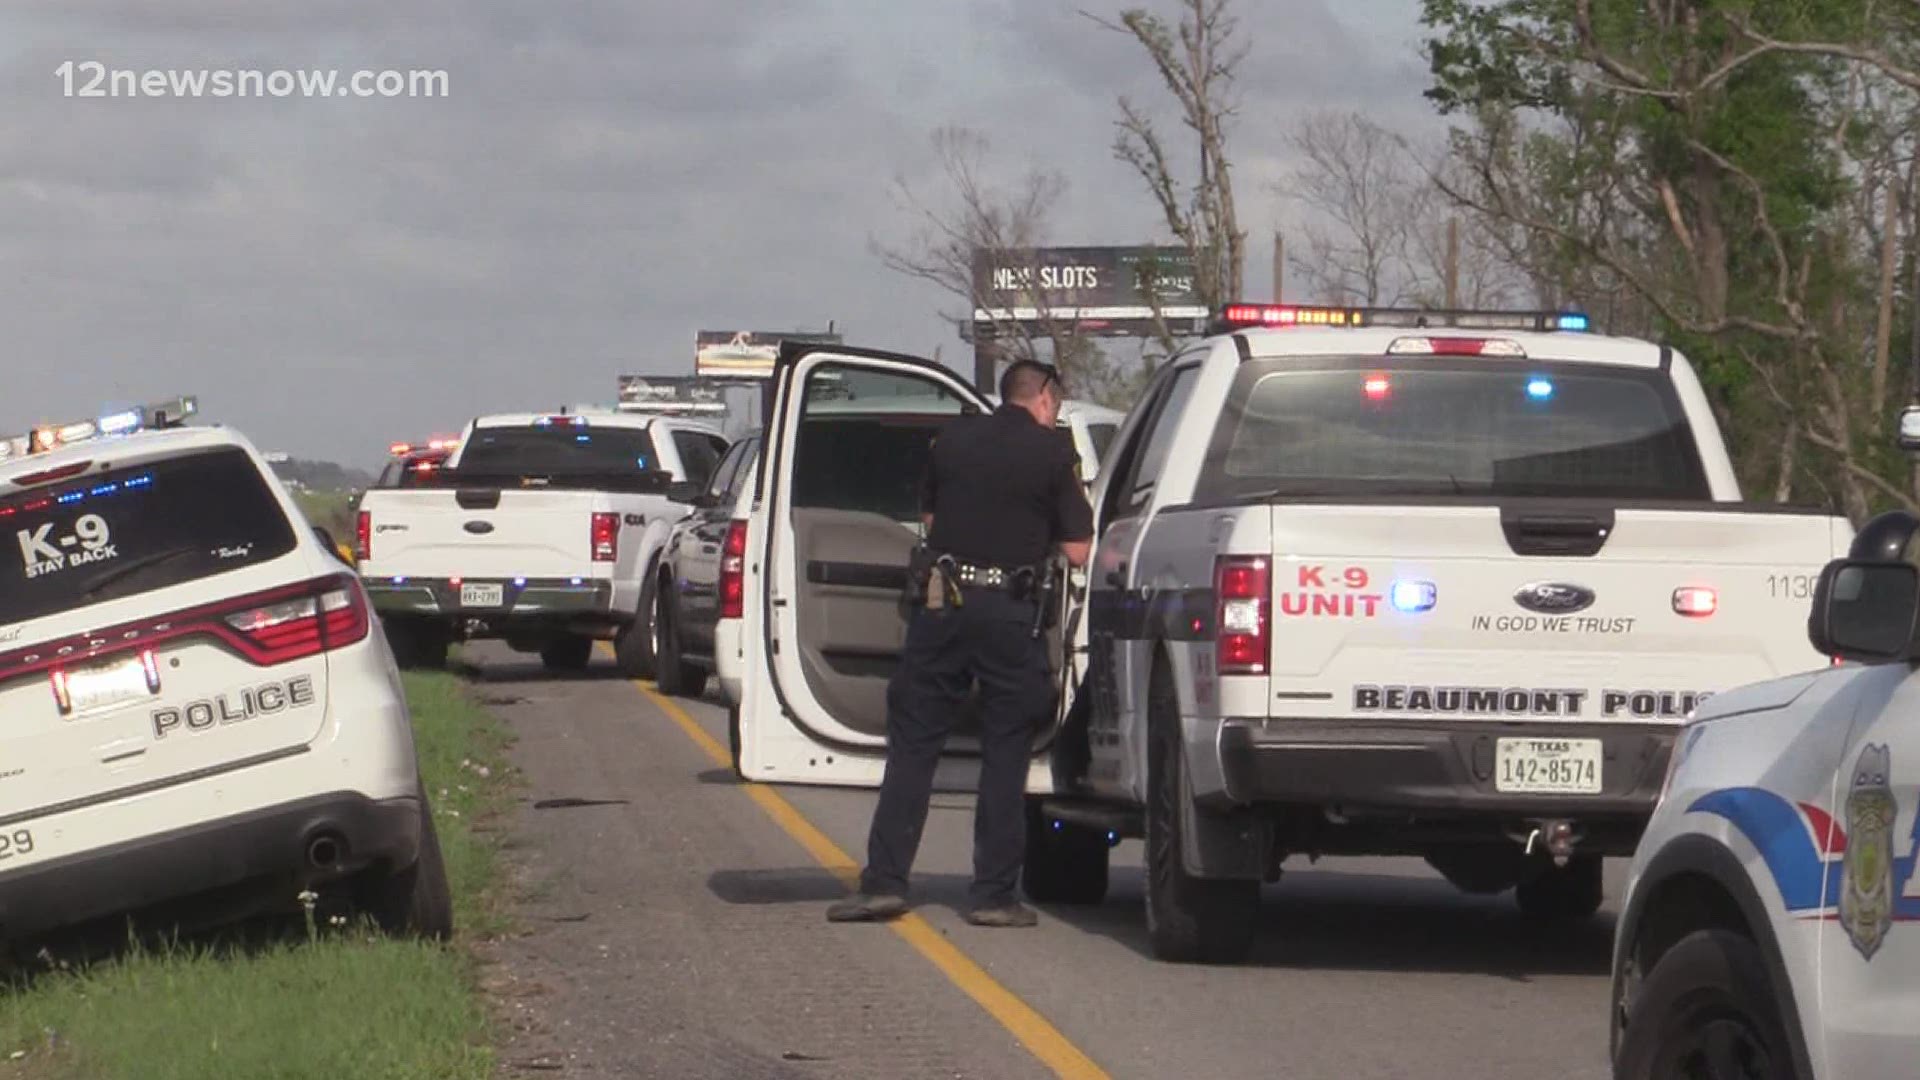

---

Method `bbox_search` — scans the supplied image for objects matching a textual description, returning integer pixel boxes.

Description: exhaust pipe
[305,831,346,871]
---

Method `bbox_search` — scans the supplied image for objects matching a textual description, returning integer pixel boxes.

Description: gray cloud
[0,0,1437,470]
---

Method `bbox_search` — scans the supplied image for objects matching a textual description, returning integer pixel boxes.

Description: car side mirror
[665,481,704,505]
[1808,558,1920,663]
[1898,405,1920,453]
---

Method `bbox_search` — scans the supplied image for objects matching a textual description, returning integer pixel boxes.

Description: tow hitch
[1520,819,1580,862]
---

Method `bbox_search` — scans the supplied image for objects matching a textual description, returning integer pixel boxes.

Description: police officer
[827,359,1094,927]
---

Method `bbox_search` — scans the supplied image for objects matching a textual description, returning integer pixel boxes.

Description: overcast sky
[0,0,1439,469]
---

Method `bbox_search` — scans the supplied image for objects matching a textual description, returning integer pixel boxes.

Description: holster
[903,543,937,611]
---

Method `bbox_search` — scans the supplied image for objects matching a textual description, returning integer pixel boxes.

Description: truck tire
[727,707,745,780]
[615,568,660,679]
[358,794,454,942]
[1144,666,1259,964]
[1613,930,1792,1080]
[540,634,594,673]
[1021,798,1109,905]
[654,593,708,698]
[1514,854,1604,921]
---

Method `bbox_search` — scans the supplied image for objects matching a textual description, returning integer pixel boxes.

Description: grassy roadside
[0,670,515,1080]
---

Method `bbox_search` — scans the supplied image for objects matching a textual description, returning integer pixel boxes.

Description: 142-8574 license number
[1495,738,1603,795]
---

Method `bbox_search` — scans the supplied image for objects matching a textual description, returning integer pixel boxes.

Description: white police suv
[0,398,450,948]
[1611,511,1920,1080]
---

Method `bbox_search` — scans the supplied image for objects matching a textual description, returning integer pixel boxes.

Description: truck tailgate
[360,489,603,579]
[1263,504,1845,723]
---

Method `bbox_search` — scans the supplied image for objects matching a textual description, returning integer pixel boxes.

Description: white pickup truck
[355,410,730,672]
[731,307,1855,964]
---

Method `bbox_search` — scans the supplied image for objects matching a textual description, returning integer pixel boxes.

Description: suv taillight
[0,573,371,690]
[1215,555,1270,675]
[356,510,372,562]
[591,512,619,562]
[719,519,748,619]
[221,577,370,664]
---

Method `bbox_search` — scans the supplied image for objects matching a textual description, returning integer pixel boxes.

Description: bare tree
[1277,110,1534,310]
[872,126,1136,401]
[1094,0,1249,353]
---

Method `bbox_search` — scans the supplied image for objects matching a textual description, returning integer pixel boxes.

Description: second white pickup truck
[355,410,730,671]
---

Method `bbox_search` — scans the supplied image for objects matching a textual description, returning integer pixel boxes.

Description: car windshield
[0,447,298,626]
[1197,359,1710,501]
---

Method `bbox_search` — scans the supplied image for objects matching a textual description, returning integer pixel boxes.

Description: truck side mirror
[1899,405,1920,453]
[1808,559,1919,664]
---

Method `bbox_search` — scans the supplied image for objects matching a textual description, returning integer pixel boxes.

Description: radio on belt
[1,395,199,461]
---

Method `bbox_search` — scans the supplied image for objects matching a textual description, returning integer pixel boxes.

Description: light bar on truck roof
[387,437,459,457]
[1210,303,1591,336]
[0,395,199,462]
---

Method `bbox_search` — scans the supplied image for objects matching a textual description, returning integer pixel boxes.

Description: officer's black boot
[963,901,1038,928]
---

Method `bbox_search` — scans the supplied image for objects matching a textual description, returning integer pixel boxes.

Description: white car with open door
[0,397,450,950]
[737,306,1852,966]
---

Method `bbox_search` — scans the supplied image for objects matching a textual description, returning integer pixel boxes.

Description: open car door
[735,345,1077,792]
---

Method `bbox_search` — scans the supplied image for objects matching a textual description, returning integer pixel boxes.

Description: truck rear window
[442,425,673,493]
[0,448,298,626]
[1198,359,1711,501]
[457,426,659,475]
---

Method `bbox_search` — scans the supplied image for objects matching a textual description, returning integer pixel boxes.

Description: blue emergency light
[1,395,198,461]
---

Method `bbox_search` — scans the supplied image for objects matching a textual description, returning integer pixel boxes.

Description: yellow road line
[613,659,1109,1080]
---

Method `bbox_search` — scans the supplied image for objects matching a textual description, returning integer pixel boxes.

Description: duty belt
[946,560,1035,589]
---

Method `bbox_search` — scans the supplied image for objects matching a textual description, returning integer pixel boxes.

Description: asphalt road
[471,642,1622,1080]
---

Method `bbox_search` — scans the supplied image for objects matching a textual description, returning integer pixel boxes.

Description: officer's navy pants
[860,588,1050,907]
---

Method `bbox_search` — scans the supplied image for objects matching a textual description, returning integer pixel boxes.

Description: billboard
[616,375,728,415]
[969,246,1210,330]
[694,329,843,379]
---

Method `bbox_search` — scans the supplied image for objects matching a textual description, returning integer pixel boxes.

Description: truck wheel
[1021,798,1109,905]
[1613,930,1790,1080]
[539,634,594,673]
[615,571,660,679]
[358,795,454,942]
[1514,854,1605,921]
[654,595,709,698]
[1144,668,1259,964]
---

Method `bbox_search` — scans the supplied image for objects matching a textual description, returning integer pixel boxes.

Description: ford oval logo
[1514,582,1595,614]
[464,520,495,535]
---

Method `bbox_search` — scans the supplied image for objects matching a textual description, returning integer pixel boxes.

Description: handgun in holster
[1026,562,1064,640]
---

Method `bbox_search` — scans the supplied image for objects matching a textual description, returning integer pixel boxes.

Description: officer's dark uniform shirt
[921,404,1094,568]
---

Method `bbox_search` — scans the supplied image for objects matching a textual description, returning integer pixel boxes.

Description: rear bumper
[1214,718,1674,828]
[365,576,615,623]
[715,617,743,705]
[0,791,421,941]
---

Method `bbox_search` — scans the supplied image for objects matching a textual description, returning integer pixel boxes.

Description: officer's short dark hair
[1001,360,1062,403]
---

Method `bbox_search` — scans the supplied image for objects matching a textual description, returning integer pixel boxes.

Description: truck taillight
[356,511,371,562]
[1215,555,1270,675]
[719,519,748,620]
[591,512,619,562]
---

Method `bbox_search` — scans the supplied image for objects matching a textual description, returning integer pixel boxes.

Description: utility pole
[1444,218,1461,309]
[1272,231,1284,302]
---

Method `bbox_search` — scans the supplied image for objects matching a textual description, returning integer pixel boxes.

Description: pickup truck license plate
[1495,738,1602,795]
[460,582,505,608]
[59,654,158,717]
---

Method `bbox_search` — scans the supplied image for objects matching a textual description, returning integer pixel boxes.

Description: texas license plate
[460,582,505,608]
[58,654,158,718]
[1495,738,1602,795]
